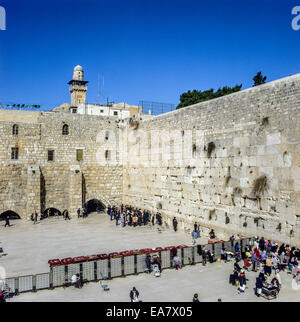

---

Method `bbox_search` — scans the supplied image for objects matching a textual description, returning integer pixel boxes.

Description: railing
[4,237,255,295]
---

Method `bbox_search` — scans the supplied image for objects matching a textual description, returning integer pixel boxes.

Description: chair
[99,274,109,291]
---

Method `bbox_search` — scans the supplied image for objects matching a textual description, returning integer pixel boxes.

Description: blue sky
[0,0,299,110]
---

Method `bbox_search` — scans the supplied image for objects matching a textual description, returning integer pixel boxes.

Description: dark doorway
[83,199,105,214]
[0,210,21,221]
[42,208,62,219]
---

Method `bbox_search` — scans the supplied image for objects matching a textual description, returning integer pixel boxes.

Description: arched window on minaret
[62,124,69,135]
[12,124,18,135]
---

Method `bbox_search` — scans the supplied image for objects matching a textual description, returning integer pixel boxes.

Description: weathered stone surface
[1,73,300,245]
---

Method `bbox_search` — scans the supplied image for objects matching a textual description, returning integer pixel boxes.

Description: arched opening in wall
[41,208,62,219]
[0,211,21,221]
[83,199,106,215]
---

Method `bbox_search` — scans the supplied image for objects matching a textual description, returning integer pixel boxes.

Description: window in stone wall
[12,124,18,135]
[11,147,18,160]
[62,124,69,135]
[48,150,55,162]
[76,149,83,161]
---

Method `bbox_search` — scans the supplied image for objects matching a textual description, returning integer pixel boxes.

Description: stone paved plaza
[7,259,300,302]
[0,212,202,276]
[1,212,300,302]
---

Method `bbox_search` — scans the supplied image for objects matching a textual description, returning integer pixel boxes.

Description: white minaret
[68,65,88,108]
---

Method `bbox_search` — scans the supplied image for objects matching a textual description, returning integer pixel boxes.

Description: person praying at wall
[173,217,178,232]
[209,229,216,239]
[196,225,200,238]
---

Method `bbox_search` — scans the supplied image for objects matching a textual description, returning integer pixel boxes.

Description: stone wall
[0,111,123,218]
[1,73,300,246]
[122,74,300,245]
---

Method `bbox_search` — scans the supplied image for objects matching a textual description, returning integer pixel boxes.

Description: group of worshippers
[229,236,300,296]
[107,205,163,228]
[32,209,71,221]
[77,207,88,218]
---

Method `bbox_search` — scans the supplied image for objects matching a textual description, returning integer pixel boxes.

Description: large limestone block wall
[122,74,300,245]
[0,112,123,218]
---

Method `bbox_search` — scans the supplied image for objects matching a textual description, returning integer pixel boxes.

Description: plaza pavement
[1,212,299,302]
[0,212,202,276]
[8,258,300,302]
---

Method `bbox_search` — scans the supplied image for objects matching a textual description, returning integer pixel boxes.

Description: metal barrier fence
[4,237,255,295]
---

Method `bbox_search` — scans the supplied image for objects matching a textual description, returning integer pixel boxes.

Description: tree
[253,72,267,87]
[176,84,242,109]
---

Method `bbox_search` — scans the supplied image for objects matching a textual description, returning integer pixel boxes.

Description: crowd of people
[228,236,300,297]
[107,205,163,228]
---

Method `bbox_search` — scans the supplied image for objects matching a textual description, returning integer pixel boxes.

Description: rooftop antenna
[102,76,105,104]
[96,73,100,104]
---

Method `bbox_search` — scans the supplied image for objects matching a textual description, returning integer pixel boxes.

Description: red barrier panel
[88,255,100,261]
[97,254,109,260]
[108,252,121,258]
[61,257,74,265]
[119,251,133,257]
[139,248,153,254]
[177,245,188,249]
[132,249,143,255]
[48,259,62,267]
[73,256,88,263]
[155,247,164,251]
[164,246,176,250]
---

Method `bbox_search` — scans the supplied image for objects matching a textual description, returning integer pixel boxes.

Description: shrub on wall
[252,175,268,197]
[207,142,216,158]
[225,215,230,224]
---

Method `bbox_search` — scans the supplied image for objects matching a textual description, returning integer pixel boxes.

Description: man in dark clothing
[192,293,200,302]
[173,217,178,232]
[65,210,70,220]
[116,211,120,225]
[4,215,11,227]
[34,211,38,224]
[259,237,265,251]
[77,208,81,218]
[255,276,263,297]
[130,287,139,302]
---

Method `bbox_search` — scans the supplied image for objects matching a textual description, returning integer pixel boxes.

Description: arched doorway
[83,199,106,215]
[42,208,62,219]
[0,210,21,221]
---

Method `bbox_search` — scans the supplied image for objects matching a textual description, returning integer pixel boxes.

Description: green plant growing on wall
[225,214,230,224]
[290,229,294,237]
[207,142,216,158]
[254,217,259,227]
[261,116,269,126]
[129,118,139,130]
[233,186,242,195]
[252,175,268,197]
[243,222,247,227]
[225,175,231,186]
[276,223,282,232]
[208,209,215,221]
